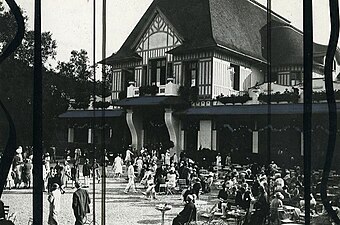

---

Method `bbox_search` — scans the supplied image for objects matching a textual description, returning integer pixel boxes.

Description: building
[60,0,340,169]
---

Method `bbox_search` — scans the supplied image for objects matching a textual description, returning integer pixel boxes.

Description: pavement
[1,176,217,225]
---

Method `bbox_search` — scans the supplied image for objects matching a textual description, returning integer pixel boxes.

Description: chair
[166,182,175,195]
[159,184,167,194]
[178,179,188,190]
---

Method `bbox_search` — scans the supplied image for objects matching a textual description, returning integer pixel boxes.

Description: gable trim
[131,7,184,51]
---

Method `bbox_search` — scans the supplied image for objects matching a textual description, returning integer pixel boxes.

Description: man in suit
[72,182,90,225]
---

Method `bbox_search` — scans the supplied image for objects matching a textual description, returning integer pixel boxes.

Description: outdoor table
[155,204,172,225]
[226,209,246,225]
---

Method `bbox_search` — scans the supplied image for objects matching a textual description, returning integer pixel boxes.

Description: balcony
[126,78,180,98]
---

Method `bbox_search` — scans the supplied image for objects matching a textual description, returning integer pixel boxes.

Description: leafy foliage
[178,86,199,103]
[139,85,159,96]
[258,92,299,103]
[217,94,251,104]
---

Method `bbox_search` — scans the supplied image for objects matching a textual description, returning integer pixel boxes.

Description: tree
[57,49,94,109]
[0,4,59,147]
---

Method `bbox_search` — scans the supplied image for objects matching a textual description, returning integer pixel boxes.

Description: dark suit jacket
[72,188,91,218]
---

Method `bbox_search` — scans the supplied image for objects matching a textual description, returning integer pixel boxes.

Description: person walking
[48,183,62,225]
[124,161,137,193]
[72,182,91,225]
[92,159,101,183]
[113,154,123,178]
[82,159,91,188]
[125,146,134,163]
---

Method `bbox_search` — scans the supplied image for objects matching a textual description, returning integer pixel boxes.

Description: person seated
[166,169,177,190]
[172,195,197,225]
[155,174,166,193]
[270,192,284,224]
[144,174,156,200]
[192,177,202,199]
[216,185,229,218]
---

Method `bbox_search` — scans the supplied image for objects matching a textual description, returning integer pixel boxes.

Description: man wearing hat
[48,183,62,225]
[72,182,90,225]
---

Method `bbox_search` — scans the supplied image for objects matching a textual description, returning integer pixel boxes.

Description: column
[212,130,217,151]
[252,131,259,154]
[88,128,92,144]
[68,128,74,143]
[126,109,143,149]
[199,120,212,149]
[165,108,181,156]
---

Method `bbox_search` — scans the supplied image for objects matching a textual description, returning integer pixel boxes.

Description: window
[277,72,302,86]
[122,68,135,90]
[150,58,166,86]
[230,64,240,91]
[167,62,173,81]
[323,56,337,71]
[184,61,199,87]
[142,66,147,86]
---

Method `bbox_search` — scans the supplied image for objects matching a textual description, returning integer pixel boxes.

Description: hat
[186,194,194,202]
[16,146,22,154]
[275,192,284,199]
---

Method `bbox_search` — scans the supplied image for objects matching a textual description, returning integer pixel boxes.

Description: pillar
[165,108,181,156]
[199,120,212,149]
[252,131,259,154]
[68,128,74,143]
[88,128,92,144]
[126,109,143,149]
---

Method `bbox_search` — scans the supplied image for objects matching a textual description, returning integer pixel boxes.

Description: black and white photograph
[0,0,340,224]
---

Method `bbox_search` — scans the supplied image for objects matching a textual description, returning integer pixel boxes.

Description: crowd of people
[3,144,340,225]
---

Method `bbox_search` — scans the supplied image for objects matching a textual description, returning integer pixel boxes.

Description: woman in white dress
[113,154,123,178]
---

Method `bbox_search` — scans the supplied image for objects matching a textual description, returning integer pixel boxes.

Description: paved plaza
[2,176,217,225]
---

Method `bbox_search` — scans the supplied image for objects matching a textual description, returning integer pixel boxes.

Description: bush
[139,85,159,96]
[178,86,199,103]
[92,101,111,109]
[258,92,299,103]
[217,94,251,104]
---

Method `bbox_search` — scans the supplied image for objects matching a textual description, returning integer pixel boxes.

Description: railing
[126,80,180,98]
[213,85,241,98]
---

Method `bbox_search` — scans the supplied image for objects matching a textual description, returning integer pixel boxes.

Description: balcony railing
[126,79,180,98]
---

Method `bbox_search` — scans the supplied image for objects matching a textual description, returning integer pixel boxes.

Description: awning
[114,96,188,107]
[176,103,340,116]
[59,109,124,118]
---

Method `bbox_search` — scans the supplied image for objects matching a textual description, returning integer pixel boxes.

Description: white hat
[16,146,22,154]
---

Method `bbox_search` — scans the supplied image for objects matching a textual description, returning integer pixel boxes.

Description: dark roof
[260,24,340,67]
[59,109,124,118]
[176,103,340,116]
[114,96,188,107]
[101,0,290,65]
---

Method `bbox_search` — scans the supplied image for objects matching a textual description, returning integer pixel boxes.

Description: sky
[3,0,333,70]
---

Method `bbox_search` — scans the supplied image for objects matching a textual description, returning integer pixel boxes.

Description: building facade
[60,0,340,169]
